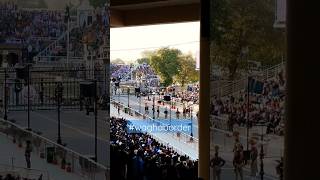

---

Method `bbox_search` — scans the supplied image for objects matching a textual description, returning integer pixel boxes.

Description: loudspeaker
[80,81,96,97]
[164,95,171,101]
[135,87,140,93]
[16,66,28,79]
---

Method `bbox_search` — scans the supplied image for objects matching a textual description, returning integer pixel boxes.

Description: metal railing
[212,62,285,97]
[0,67,107,111]
[0,118,109,180]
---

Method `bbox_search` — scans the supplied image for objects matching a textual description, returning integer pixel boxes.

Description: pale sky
[110,21,200,63]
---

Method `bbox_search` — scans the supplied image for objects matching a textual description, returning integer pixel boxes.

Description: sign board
[274,0,286,28]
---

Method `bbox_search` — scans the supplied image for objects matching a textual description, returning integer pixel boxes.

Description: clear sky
[110,21,200,63]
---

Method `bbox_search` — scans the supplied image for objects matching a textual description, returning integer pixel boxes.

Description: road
[5,108,110,167]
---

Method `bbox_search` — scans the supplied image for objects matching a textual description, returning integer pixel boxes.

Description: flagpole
[67,16,70,69]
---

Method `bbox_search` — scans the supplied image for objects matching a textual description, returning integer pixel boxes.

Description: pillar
[285,0,320,179]
[198,0,210,179]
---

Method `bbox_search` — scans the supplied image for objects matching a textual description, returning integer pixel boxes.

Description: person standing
[157,106,160,118]
[233,145,244,180]
[250,146,258,179]
[210,152,225,180]
[25,140,33,169]
[164,107,168,119]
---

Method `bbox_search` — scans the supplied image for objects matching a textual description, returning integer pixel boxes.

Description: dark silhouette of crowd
[0,1,66,45]
[110,117,198,180]
[0,173,42,180]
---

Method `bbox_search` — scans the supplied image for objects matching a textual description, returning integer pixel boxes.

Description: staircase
[33,7,85,68]
[211,61,285,97]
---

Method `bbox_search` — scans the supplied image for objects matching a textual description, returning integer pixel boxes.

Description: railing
[0,164,49,180]
[34,56,86,68]
[0,118,109,180]
[0,68,107,111]
[212,61,285,97]
[33,24,77,62]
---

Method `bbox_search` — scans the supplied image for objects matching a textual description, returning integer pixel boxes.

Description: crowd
[211,71,286,135]
[0,1,66,46]
[111,64,131,81]
[110,117,198,180]
[175,84,199,104]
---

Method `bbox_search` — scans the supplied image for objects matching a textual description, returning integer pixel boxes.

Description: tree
[174,55,199,87]
[149,48,181,86]
[89,0,106,8]
[136,58,150,65]
[210,0,285,80]
[111,58,125,65]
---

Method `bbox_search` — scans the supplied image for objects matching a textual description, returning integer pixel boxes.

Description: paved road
[111,94,200,137]
[5,109,110,167]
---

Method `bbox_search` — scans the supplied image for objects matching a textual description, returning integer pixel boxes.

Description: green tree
[136,58,150,65]
[174,55,199,87]
[89,0,106,8]
[111,58,125,64]
[149,48,181,86]
[210,0,285,80]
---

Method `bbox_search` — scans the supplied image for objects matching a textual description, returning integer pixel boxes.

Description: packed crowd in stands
[211,71,286,135]
[110,63,159,84]
[1,1,109,61]
[174,84,199,104]
[110,117,198,180]
[135,63,156,77]
[0,1,66,46]
[111,64,132,81]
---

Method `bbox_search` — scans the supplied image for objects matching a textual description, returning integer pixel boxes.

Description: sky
[110,21,200,63]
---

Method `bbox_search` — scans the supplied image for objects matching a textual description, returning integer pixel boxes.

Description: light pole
[4,68,8,120]
[190,107,193,137]
[94,80,98,162]
[246,76,251,151]
[55,81,63,144]
[152,95,155,119]
[139,93,141,113]
[169,101,172,126]
[27,64,31,131]
[242,46,250,151]
[127,87,130,107]
[256,122,266,180]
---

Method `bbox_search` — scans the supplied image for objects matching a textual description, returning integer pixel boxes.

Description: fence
[0,67,108,111]
[0,118,109,180]
[211,62,285,98]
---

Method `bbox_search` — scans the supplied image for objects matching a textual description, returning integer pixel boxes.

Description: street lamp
[255,122,266,180]
[94,80,98,162]
[139,93,142,113]
[26,64,31,131]
[127,87,130,107]
[242,46,250,151]
[169,101,172,126]
[190,107,193,137]
[152,94,155,119]
[55,79,63,145]
[3,68,8,120]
